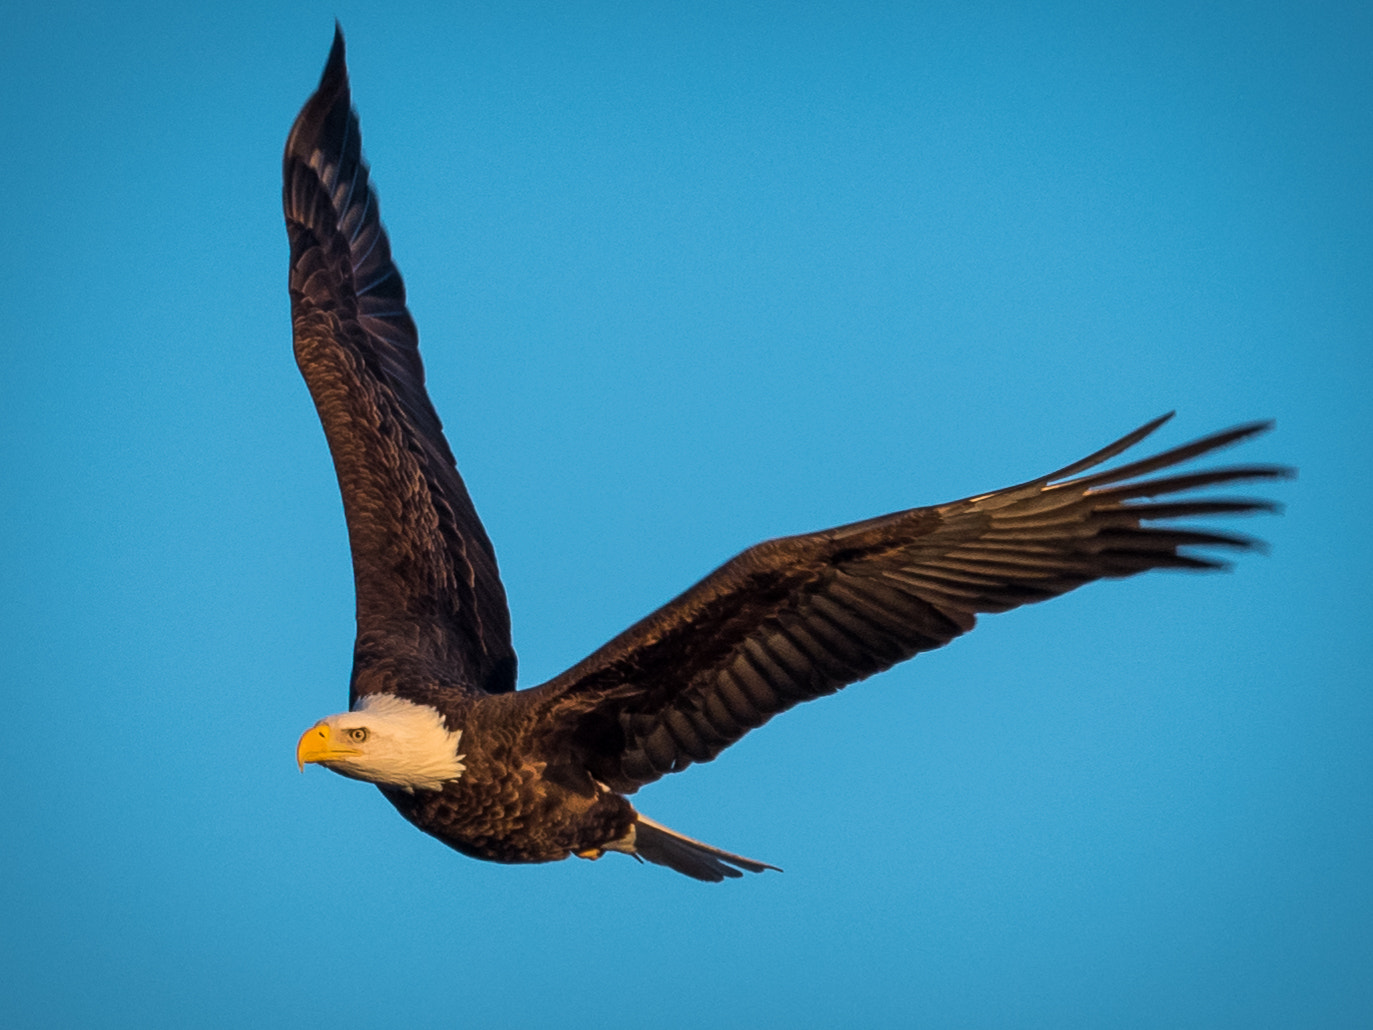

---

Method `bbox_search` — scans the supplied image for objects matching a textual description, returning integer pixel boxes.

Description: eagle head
[295,693,466,792]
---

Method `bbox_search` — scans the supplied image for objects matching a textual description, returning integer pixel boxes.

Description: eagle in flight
[287,27,1287,880]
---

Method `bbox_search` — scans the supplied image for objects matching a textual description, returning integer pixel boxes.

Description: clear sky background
[3,2,1369,1027]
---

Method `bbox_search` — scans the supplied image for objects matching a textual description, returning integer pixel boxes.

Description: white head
[295,693,466,793]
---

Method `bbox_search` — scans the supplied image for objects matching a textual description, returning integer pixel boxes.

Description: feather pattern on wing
[283,27,516,701]
[532,415,1289,793]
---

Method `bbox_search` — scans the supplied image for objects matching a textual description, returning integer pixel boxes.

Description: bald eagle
[286,28,1288,881]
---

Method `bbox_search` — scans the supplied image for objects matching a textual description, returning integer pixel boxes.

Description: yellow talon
[575,848,604,861]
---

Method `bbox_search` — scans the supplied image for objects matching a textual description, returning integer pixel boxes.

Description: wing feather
[283,28,516,700]
[535,416,1289,792]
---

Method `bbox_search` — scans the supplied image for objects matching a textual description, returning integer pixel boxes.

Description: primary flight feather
[286,28,1289,881]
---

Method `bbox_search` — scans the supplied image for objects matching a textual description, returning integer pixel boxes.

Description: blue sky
[3,2,1369,1027]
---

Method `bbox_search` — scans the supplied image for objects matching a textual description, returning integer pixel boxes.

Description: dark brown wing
[535,415,1289,793]
[283,28,516,701]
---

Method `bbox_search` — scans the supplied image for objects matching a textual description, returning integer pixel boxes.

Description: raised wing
[537,415,1288,792]
[283,28,516,700]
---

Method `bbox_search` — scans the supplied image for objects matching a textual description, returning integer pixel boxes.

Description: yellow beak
[296,723,358,771]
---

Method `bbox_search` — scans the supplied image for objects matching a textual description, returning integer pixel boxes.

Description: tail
[631,813,780,882]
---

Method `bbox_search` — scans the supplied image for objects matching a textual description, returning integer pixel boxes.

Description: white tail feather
[632,813,780,882]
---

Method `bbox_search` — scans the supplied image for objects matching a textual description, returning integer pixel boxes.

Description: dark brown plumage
[286,28,1289,880]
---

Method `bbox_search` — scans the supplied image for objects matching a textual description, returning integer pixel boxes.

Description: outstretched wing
[283,27,516,700]
[536,415,1288,792]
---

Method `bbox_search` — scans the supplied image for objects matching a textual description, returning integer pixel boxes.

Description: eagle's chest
[378,732,629,864]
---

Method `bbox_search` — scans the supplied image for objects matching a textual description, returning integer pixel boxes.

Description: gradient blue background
[4,2,1368,1027]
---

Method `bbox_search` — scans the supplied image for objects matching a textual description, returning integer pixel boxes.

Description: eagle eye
[347,727,368,744]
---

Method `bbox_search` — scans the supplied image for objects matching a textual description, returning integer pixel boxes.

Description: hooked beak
[296,723,359,771]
